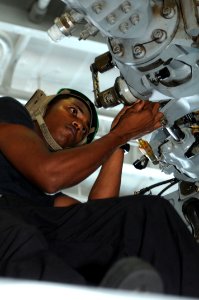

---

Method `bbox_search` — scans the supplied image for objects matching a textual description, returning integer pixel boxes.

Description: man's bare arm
[88,148,124,200]
[0,101,163,193]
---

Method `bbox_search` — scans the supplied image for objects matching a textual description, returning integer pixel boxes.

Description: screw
[130,14,140,25]
[162,7,175,19]
[133,45,146,59]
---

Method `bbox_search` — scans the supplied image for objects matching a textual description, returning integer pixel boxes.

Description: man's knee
[0,211,47,261]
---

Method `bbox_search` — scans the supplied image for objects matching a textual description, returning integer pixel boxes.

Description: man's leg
[2,195,199,297]
[0,209,86,285]
[32,195,199,297]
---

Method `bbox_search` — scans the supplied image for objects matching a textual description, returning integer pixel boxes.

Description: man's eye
[69,107,77,115]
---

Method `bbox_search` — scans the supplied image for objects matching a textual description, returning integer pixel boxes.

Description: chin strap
[35,114,89,151]
[35,114,62,151]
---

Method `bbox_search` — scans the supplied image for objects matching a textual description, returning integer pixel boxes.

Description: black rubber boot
[182,198,199,242]
[100,257,164,293]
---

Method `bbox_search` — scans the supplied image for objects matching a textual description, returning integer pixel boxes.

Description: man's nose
[72,120,83,132]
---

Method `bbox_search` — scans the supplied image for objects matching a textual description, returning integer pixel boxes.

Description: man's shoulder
[0,96,24,109]
[0,96,33,128]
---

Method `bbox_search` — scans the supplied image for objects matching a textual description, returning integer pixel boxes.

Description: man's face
[44,97,91,148]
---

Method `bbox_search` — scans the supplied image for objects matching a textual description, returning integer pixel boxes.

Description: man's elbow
[35,169,62,194]
[36,165,77,194]
[40,176,61,194]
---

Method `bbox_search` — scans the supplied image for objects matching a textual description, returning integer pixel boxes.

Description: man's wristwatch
[120,143,130,154]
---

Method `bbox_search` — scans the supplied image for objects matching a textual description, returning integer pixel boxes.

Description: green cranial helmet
[25,88,99,151]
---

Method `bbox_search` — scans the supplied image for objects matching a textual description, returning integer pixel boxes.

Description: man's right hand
[110,100,164,144]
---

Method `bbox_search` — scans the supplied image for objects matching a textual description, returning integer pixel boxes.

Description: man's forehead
[64,97,90,112]
[61,97,91,122]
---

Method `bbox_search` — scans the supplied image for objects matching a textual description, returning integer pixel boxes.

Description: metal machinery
[48,0,199,239]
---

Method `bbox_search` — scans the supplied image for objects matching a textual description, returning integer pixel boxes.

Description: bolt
[153,29,163,39]
[112,45,121,54]
[133,45,146,59]
[112,43,124,56]
[152,29,167,43]
[92,2,104,14]
[119,22,129,33]
[106,14,116,24]
[121,1,131,13]
[130,14,140,25]
[162,7,175,19]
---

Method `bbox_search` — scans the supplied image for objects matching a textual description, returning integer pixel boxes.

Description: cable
[136,178,178,195]
[157,179,179,196]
